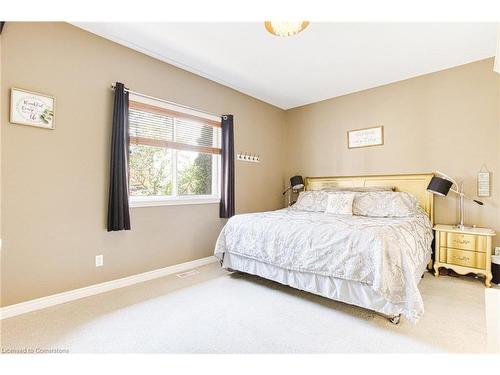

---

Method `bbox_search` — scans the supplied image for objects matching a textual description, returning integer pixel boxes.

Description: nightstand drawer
[439,249,447,263]
[440,232,487,252]
[443,247,486,269]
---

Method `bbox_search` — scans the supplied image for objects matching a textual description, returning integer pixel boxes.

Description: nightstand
[433,224,496,287]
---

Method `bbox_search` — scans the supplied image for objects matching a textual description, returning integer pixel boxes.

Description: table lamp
[283,175,304,206]
[426,171,483,230]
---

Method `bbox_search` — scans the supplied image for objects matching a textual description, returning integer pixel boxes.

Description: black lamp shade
[427,176,453,196]
[290,175,304,190]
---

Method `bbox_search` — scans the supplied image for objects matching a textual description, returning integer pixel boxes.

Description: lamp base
[454,224,476,231]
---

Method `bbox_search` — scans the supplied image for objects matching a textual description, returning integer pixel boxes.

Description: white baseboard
[0,256,218,320]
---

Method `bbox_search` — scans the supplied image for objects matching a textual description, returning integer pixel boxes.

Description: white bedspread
[214,208,433,322]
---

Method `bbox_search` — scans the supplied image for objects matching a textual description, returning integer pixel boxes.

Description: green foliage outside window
[129,145,172,196]
[177,124,214,196]
[177,152,212,195]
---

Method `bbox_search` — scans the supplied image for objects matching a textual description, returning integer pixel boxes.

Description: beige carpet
[0,262,494,353]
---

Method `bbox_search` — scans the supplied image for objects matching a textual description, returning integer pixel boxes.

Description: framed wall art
[347,126,383,149]
[477,165,491,197]
[10,88,55,129]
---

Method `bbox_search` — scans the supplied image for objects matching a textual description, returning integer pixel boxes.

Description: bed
[214,174,435,324]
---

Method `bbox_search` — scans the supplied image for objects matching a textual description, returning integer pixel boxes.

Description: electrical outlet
[95,255,104,267]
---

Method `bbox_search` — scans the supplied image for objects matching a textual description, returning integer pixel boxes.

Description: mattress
[214,208,433,322]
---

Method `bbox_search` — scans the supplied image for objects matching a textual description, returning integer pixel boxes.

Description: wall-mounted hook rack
[237,152,260,163]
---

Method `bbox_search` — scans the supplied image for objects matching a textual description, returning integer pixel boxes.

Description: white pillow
[292,191,329,212]
[353,191,419,217]
[325,192,356,215]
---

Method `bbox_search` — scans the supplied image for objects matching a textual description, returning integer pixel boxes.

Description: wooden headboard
[305,173,434,223]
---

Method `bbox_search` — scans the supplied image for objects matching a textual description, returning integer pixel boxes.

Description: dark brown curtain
[107,82,131,231]
[219,115,235,218]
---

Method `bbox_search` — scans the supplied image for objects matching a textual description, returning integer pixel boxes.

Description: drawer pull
[452,254,470,262]
[452,239,471,246]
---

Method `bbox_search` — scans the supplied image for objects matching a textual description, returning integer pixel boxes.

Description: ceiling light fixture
[264,21,310,37]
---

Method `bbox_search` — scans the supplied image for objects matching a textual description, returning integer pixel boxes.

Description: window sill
[129,196,220,208]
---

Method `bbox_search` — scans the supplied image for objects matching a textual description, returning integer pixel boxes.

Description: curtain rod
[110,85,225,119]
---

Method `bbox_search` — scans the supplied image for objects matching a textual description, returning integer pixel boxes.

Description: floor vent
[176,269,200,278]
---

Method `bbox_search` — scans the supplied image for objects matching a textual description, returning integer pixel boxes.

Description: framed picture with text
[347,126,383,149]
[10,87,55,129]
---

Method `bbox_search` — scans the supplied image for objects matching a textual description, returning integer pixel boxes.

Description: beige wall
[0,30,2,242]
[286,58,500,245]
[0,23,286,306]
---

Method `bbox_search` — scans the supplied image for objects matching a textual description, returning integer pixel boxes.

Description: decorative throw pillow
[353,191,419,217]
[324,192,356,215]
[292,191,329,212]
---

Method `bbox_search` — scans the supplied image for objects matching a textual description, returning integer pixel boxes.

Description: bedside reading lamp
[283,175,304,206]
[426,171,484,231]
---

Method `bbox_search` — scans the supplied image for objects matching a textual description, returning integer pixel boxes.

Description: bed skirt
[222,252,427,318]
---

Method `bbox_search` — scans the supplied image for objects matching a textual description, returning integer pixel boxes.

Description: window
[128,94,221,207]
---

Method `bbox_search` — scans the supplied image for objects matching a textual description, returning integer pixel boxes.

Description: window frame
[128,94,221,208]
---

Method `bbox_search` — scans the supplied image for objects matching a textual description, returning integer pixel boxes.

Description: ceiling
[74,22,498,110]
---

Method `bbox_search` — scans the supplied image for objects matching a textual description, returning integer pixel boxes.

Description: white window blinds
[129,100,221,155]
